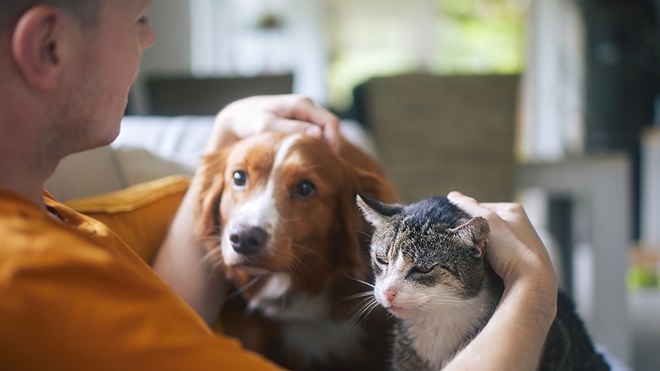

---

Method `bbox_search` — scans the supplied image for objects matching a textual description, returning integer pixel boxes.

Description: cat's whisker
[348,295,375,316]
[359,195,606,369]
[418,302,460,312]
[357,300,383,328]
[338,291,375,307]
[424,297,463,304]
[341,271,375,289]
[346,307,370,330]
[346,297,380,330]
[354,229,373,239]
[341,290,375,302]
[425,297,468,306]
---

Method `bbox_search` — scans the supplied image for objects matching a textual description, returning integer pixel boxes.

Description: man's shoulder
[0,190,126,269]
[0,190,57,239]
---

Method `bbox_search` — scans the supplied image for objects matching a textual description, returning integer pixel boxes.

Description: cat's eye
[232,170,248,189]
[375,256,389,265]
[410,264,436,275]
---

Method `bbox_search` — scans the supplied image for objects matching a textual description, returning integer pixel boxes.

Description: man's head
[0,0,154,159]
[0,0,101,35]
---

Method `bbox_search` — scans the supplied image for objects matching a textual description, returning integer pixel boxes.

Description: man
[0,0,558,370]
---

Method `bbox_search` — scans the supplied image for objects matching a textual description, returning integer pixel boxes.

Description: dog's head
[195,131,396,306]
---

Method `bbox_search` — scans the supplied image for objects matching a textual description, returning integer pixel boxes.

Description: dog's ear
[194,151,228,245]
[337,137,398,204]
[335,163,396,280]
[353,167,398,204]
[333,139,399,280]
[336,175,371,280]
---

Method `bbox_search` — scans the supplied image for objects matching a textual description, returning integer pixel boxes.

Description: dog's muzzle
[229,225,269,255]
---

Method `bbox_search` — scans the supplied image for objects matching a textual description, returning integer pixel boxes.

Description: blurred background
[126,0,659,369]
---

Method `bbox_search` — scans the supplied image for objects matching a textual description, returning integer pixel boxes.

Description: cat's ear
[356,194,403,227]
[451,217,490,257]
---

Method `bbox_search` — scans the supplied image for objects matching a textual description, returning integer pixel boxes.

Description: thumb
[447,191,488,219]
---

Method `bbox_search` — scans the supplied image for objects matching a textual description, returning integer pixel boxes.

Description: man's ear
[12,5,70,90]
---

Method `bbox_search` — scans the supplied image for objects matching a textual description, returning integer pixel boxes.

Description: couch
[46,116,377,202]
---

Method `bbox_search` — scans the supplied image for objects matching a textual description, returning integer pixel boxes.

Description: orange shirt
[0,190,283,371]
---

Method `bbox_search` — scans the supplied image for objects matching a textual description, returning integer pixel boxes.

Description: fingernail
[447,191,462,200]
[305,126,322,137]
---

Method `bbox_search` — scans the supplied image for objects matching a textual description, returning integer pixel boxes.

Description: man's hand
[207,95,341,154]
[444,191,558,371]
[447,191,557,297]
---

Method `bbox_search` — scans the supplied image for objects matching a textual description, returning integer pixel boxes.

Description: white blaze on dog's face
[213,131,366,297]
[220,134,300,270]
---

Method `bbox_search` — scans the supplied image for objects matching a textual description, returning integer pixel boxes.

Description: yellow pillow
[64,175,191,264]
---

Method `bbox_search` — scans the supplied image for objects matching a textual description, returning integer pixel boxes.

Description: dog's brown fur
[194,131,398,370]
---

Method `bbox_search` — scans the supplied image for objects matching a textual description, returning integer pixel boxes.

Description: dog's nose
[229,226,269,255]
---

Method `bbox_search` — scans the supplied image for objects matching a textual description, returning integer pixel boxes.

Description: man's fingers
[267,118,321,136]
[447,191,490,218]
[215,94,342,153]
[266,117,341,153]
[284,97,341,152]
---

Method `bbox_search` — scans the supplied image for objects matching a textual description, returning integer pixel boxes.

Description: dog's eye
[293,180,316,198]
[232,171,247,188]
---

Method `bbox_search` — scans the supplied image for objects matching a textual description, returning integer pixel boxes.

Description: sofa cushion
[45,145,125,201]
[64,175,191,264]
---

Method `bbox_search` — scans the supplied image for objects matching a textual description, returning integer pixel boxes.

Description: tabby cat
[356,195,610,371]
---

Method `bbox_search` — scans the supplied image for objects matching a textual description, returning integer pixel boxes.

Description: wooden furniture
[355,74,520,203]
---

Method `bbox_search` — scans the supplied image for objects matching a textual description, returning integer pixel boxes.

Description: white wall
[132,0,328,112]
[132,0,193,113]
[519,0,585,162]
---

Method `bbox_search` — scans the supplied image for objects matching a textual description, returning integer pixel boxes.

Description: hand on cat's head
[447,191,558,295]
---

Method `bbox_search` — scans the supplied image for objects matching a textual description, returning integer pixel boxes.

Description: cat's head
[357,195,490,318]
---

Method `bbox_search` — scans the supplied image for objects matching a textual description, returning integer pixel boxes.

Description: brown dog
[195,131,398,370]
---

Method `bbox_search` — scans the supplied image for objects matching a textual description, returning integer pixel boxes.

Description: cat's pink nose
[384,288,397,303]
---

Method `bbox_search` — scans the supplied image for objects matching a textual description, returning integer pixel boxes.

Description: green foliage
[326,0,526,110]
[435,0,525,74]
